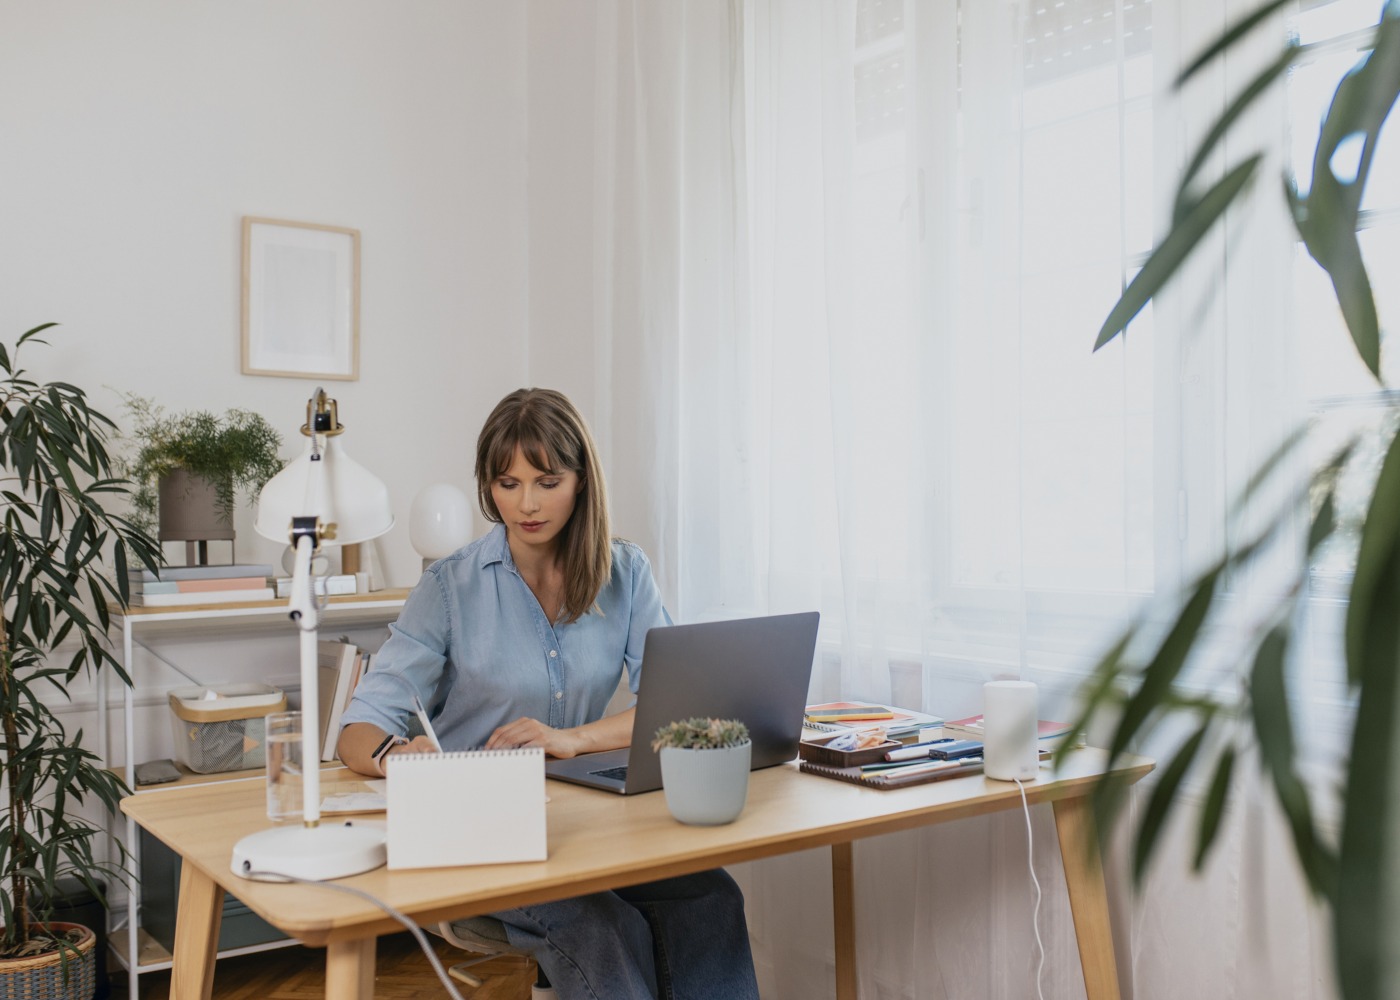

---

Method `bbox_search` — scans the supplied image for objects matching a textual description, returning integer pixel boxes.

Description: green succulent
[651,717,750,752]
[122,395,283,533]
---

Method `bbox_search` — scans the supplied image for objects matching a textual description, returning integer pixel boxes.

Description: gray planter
[159,470,233,565]
[659,741,751,825]
[158,470,234,542]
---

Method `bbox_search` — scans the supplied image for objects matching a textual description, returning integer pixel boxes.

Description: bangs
[485,428,575,480]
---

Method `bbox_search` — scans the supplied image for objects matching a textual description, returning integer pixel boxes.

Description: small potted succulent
[651,718,752,825]
[123,395,282,562]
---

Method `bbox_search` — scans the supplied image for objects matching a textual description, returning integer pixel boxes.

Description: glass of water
[265,711,303,821]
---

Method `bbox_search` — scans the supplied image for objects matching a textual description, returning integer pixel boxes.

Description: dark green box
[139,829,283,953]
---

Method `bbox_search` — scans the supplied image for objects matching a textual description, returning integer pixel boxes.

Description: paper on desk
[320,778,387,814]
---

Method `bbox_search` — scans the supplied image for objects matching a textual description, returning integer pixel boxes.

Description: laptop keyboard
[590,765,629,782]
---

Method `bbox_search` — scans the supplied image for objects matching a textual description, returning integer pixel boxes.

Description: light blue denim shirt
[339,523,670,750]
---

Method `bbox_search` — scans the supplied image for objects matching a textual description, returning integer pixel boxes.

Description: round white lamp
[409,483,472,569]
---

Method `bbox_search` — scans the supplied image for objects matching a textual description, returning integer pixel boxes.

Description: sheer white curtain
[574,0,1372,996]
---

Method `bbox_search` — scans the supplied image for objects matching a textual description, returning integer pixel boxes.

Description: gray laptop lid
[545,611,819,794]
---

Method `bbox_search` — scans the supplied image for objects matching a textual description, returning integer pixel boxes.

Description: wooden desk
[121,748,1152,1000]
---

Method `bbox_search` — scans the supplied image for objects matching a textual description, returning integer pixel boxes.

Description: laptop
[544,611,820,794]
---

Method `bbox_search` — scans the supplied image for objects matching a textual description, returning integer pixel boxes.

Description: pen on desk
[883,738,954,762]
[411,695,442,752]
[863,756,982,780]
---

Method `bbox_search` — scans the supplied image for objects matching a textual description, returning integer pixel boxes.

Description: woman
[337,388,760,1000]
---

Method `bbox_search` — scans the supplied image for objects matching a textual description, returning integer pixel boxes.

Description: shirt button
[549,650,558,658]
[554,691,563,700]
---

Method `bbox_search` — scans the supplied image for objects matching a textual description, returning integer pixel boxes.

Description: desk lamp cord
[243,868,468,1000]
[1013,779,1047,1000]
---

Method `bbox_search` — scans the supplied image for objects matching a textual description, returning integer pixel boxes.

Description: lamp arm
[290,533,322,827]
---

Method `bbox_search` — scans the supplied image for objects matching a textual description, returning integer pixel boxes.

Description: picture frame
[241,217,360,380]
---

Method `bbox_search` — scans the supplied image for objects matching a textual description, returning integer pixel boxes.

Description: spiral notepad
[385,747,547,869]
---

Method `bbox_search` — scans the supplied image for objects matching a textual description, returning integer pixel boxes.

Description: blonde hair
[475,389,611,624]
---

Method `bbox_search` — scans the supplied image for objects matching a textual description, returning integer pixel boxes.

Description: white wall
[0,1,530,763]
[0,0,530,587]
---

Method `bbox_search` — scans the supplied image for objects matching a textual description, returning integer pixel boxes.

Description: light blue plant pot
[659,741,752,825]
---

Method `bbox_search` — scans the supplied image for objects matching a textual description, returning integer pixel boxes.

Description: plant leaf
[1336,485,1400,998]
[1108,567,1222,765]
[1347,427,1400,684]
[1293,9,1400,378]
[1096,156,1261,351]
[1249,623,1336,898]
[1175,0,1295,88]
[1176,44,1299,218]
[1134,721,1209,885]
[1194,744,1236,871]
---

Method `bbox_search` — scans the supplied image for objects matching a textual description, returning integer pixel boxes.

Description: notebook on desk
[545,611,820,794]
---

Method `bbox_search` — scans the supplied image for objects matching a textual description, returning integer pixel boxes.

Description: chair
[437,916,555,998]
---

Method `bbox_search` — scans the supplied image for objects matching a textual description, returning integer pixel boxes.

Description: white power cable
[242,868,467,1000]
[1013,779,1046,1000]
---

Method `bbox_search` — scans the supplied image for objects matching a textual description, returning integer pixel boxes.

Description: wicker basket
[0,923,97,1000]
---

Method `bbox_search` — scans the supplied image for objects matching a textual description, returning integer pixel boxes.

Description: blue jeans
[493,868,759,1000]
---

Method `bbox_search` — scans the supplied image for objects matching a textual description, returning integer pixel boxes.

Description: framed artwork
[241,217,360,380]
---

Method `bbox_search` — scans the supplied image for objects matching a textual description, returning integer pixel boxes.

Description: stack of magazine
[126,563,274,606]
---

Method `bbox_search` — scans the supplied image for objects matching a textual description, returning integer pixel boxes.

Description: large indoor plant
[0,325,161,988]
[1064,4,1400,998]
[123,396,281,557]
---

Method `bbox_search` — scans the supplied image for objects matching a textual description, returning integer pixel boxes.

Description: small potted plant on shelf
[0,325,161,996]
[123,395,282,562]
[651,718,752,826]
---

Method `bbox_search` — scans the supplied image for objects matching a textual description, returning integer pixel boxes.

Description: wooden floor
[109,932,539,1000]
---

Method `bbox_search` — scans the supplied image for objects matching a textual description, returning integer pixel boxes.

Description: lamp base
[230,823,386,882]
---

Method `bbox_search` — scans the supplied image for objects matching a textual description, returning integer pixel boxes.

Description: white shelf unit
[102,590,408,1000]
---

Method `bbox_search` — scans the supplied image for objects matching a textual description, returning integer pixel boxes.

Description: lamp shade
[408,483,472,560]
[255,434,394,546]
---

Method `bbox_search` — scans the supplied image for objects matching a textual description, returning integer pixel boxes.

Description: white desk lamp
[230,388,395,882]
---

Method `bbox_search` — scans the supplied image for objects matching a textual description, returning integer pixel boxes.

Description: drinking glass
[265,711,303,821]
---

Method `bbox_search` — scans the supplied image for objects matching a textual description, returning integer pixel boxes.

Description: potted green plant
[123,395,282,562]
[651,718,752,825]
[0,325,161,994]
[1063,4,1400,998]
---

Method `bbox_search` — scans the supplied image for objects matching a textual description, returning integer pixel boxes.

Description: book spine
[128,563,275,582]
[176,577,268,593]
[129,588,275,606]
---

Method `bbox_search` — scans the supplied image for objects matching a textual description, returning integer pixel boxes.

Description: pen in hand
[412,695,443,752]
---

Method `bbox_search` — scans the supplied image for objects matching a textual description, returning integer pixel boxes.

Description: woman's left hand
[487,717,582,757]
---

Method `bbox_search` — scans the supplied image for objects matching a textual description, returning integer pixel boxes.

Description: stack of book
[127,564,275,606]
[317,638,372,761]
[942,713,1084,748]
[802,700,944,738]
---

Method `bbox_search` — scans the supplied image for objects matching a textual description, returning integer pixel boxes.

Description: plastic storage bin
[168,683,285,773]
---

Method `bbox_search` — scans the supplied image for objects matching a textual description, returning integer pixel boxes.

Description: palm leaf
[1096,156,1261,351]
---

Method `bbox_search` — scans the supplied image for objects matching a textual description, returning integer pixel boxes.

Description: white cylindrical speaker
[982,680,1039,781]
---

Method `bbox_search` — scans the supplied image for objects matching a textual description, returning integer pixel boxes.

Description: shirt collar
[478,522,515,572]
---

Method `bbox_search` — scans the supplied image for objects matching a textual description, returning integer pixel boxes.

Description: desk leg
[170,863,223,1000]
[1053,796,1121,1000]
[326,937,377,999]
[832,841,857,1000]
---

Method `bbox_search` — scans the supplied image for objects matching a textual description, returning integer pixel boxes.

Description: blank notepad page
[385,747,548,869]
